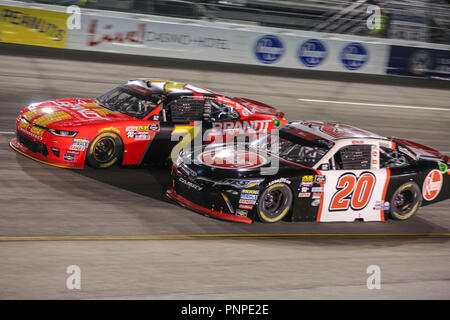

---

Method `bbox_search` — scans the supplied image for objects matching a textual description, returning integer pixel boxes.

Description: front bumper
[166,187,252,223]
[166,165,254,223]
[10,130,86,169]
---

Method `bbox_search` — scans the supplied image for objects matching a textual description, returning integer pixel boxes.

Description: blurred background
[21,0,450,44]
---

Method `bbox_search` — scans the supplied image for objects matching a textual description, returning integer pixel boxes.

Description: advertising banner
[67,14,389,75]
[387,45,450,79]
[248,33,388,74]
[67,15,235,62]
[0,5,68,48]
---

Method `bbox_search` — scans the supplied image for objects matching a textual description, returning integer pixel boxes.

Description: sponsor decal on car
[422,170,443,201]
[135,133,150,140]
[438,162,448,173]
[379,141,393,149]
[235,209,248,217]
[198,147,268,169]
[239,199,257,205]
[18,126,43,140]
[302,175,314,182]
[68,138,90,152]
[240,193,258,200]
[126,126,138,132]
[312,187,323,192]
[63,153,75,162]
[312,193,322,199]
[238,204,253,210]
[373,200,383,210]
[374,200,390,211]
[98,127,120,134]
[298,192,311,198]
[49,101,109,120]
[300,187,310,193]
[315,175,326,184]
[311,199,320,206]
[241,189,259,195]
[268,178,291,186]
[179,177,203,191]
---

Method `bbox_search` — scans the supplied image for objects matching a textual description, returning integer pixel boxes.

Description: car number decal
[329,172,376,211]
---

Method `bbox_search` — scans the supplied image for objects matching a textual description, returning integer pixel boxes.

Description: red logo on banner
[88,20,146,47]
[422,170,442,201]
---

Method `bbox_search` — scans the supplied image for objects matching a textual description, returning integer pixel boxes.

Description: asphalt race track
[0,44,449,299]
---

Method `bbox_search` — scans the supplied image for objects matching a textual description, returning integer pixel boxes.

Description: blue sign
[340,42,369,70]
[298,39,327,67]
[254,35,284,64]
[387,46,450,79]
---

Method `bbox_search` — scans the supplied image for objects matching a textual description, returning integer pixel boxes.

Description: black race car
[167,121,450,223]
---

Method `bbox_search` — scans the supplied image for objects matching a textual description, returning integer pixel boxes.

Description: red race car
[10,79,287,169]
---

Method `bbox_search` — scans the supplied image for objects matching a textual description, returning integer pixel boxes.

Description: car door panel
[319,168,390,222]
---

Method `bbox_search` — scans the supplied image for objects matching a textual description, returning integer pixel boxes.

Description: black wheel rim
[393,190,414,215]
[94,137,116,163]
[262,189,285,219]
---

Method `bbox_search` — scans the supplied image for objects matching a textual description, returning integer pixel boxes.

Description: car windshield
[96,85,162,119]
[253,125,334,167]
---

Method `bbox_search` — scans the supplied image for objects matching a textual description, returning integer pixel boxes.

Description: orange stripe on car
[380,168,391,221]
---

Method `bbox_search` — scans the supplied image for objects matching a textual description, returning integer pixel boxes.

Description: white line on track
[298,98,450,112]
[0,131,14,134]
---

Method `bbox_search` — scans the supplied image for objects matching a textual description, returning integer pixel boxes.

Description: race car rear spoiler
[392,137,449,163]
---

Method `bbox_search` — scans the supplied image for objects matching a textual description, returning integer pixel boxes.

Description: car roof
[286,121,386,141]
[126,79,217,95]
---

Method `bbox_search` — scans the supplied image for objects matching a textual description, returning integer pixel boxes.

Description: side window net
[169,98,205,122]
[335,145,371,170]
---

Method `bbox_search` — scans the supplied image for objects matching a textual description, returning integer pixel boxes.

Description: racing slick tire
[389,182,422,220]
[257,183,293,223]
[86,132,124,169]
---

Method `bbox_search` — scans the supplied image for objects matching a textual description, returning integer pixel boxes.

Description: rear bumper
[10,135,84,169]
[166,187,252,224]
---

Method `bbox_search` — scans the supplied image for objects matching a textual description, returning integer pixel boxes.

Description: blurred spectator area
[22,0,450,43]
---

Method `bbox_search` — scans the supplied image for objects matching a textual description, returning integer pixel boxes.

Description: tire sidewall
[389,181,422,220]
[257,183,293,223]
[87,132,123,169]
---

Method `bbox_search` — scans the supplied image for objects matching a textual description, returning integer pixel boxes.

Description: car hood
[19,98,133,128]
[177,144,307,180]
